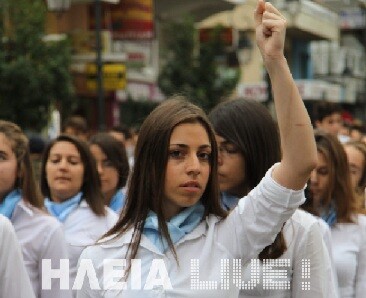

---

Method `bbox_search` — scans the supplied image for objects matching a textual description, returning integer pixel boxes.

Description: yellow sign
[86,63,126,91]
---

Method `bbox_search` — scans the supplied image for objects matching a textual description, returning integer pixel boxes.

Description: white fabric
[61,201,118,289]
[11,200,72,298]
[331,214,366,298]
[76,165,306,297]
[238,209,339,297]
[0,215,35,298]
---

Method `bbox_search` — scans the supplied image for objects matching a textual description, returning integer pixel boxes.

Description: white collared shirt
[0,215,35,298]
[331,214,366,298]
[238,209,339,297]
[61,201,118,288]
[76,165,306,297]
[11,200,72,298]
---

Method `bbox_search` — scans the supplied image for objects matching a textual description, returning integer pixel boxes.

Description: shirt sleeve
[39,223,72,298]
[217,164,306,261]
[355,215,366,298]
[291,219,339,298]
[0,215,36,298]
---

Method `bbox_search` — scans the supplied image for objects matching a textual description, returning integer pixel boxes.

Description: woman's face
[215,135,246,197]
[46,141,84,202]
[163,123,211,220]
[309,151,330,206]
[0,133,18,201]
[90,144,119,203]
[344,145,365,190]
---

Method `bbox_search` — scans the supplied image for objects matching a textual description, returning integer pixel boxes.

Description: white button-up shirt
[76,165,306,297]
[239,209,339,297]
[62,201,118,289]
[0,215,35,298]
[11,200,72,298]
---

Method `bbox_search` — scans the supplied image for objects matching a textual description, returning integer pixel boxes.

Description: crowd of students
[1,1,365,297]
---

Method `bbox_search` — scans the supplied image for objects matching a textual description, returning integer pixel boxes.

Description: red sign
[90,0,154,40]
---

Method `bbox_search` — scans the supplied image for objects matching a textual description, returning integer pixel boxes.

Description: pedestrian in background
[344,141,366,211]
[89,132,130,214]
[0,120,70,298]
[305,131,366,297]
[62,115,89,142]
[40,134,117,289]
[209,99,338,297]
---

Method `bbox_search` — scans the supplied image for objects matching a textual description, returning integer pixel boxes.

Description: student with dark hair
[77,1,317,296]
[108,124,131,144]
[313,101,344,138]
[0,120,70,298]
[62,115,89,142]
[0,215,35,298]
[40,135,117,288]
[89,133,130,213]
[209,99,338,296]
[305,132,366,297]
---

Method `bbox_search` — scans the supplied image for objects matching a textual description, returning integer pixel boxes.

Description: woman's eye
[198,152,211,161]
[318,169,328,176]
[69,159,80,165]
[169,150,183,158]
[102,160,113,168]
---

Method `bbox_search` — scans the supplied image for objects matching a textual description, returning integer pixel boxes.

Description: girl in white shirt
[89,132,130,214]
[39,134,118,290]
[0,215,35,298]
[305,131,366,298]
[77,1,317,297]
[0,120,71,298]
[209,99,338,297]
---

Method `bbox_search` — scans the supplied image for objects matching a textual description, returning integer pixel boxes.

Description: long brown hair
[103,96,226,264]
[0,120,43,208]
[40,135,106,216]
[209,98,286,260]
[344,141,366,212]
[306,131,359,223]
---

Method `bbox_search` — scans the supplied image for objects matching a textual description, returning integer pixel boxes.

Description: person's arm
[0,216,36,298]
[255,0,317,190]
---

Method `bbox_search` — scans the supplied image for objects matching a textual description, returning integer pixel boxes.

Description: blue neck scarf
[0,189,22,219]
[321,204,337,227]
[109,189,126,213]
[143,202,205,253]
[45,192,83,222]
[221,192,240,211]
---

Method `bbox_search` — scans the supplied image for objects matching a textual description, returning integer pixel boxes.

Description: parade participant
[89,132,130,213]
[305,131,366,297]
[344,141,366,211]
[209,99,338,297]
[62,115,89,142]
[40,135,117,288]
[0,120,71,298]
[77,1,317,296]
[0,215,35,298]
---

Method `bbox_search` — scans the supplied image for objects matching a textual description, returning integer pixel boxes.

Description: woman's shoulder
[13,200,62,229]
[286,209,319,229]
[355,213,366,227]
[0,215,13,236]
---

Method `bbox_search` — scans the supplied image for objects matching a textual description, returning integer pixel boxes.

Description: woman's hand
[254,0,287,63]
